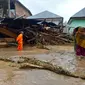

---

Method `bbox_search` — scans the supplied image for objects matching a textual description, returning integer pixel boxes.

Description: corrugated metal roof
[28,11,62,19]
[68,8,85,24]
[71,7,85,18]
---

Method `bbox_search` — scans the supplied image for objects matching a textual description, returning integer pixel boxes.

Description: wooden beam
[0,27,17,38]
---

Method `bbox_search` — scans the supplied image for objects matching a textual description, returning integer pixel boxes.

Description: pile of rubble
[24,27,73,45]
[37,31,73,45]
[0,18,73,46]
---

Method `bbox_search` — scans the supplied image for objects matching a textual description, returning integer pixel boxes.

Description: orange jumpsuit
[16,33,23,51]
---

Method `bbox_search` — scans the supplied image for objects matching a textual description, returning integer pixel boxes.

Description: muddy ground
[0,45,85,85]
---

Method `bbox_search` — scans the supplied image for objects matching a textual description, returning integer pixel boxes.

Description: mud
[0,45,85,85]
[0,68,85,85]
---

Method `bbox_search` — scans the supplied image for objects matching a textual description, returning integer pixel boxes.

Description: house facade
[15,0,32,18]
[0,0,32,18]
[68,8,85,34]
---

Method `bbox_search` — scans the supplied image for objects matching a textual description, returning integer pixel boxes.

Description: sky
[19,0,85,22]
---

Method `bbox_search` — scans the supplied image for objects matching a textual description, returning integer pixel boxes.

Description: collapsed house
[0,18,72,46]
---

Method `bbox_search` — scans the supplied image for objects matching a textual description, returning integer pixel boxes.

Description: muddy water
[0,45,85,85]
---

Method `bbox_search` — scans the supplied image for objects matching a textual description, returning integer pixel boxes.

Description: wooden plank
[0,27,17,38]
[0,42,7,47]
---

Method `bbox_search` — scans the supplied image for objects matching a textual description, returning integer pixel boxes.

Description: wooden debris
[35,30,73,45]
[0,22,73,46]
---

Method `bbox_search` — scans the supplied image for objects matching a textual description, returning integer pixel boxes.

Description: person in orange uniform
[16,31,24,51]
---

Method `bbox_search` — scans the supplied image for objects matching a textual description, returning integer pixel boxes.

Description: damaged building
[0,0,71,46]
[0,0,32,44]
[15,0,32,18]
[0,0,32,18]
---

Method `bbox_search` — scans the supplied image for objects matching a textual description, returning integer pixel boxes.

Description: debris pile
[0,18,73,46]
[36,30,73,45]
[23,26,73,45]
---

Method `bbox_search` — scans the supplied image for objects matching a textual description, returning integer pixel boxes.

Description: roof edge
[68,17,85,24]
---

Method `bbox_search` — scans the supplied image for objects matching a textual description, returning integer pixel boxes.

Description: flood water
[0,45,85,85]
